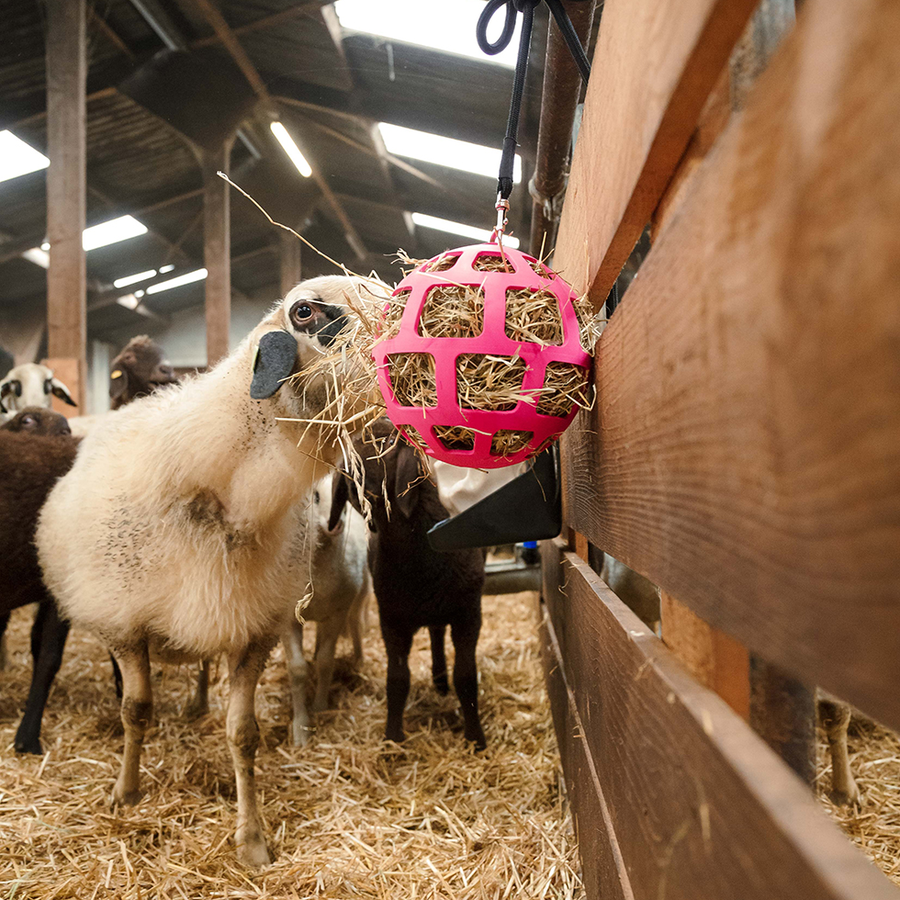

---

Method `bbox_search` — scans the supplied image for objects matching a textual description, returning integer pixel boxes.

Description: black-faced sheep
[36,276,375,867]
[0,364,76,417]
[0,409,80,753]
[330,420,487,750]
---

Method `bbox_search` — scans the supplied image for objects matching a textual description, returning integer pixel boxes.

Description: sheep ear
[250,331,298,399]
[50,378,77,407]
[109,368,129,400]
[393,444,422,519]
[328,471,350,532]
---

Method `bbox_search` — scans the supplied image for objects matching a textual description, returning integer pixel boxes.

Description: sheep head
[109,335,178,409]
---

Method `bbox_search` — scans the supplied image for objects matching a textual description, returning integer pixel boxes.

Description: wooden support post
[750,658,816,785]
[45,0,87,413]
[203,139,233,368]
[280,229,302,298]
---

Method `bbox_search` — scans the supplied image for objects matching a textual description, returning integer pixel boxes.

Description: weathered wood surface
[45,0,87,411]
[203,142,232,367]
[553,0,757,306]
[542,540,897,900]
[539,543,632,900]
[560,0,900,731]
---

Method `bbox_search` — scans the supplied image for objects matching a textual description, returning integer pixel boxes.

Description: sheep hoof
[830,784,863,808]
[237,835,271,868]
[433,676,450,696]
[184,699,209,721]
[290,722,311,747]
[13,734,42,755]
[112,782,143,808]
[466,725,487,752]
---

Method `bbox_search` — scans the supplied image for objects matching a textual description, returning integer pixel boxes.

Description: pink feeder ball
[373,242,591,469]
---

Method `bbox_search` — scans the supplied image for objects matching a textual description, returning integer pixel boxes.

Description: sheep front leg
[451,617,486,750]
[227,641,273,867]
[820,697,861,807]
[312,614,343,714]
[282,619,310,746]
[429,625,449,695]
[185,659,210,720]
[380,623,413,744]
[112,642,152,807]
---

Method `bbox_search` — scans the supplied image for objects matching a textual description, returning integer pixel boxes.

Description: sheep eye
[23,415,36,426]
[44,379,52,394]
[290,301,315,327]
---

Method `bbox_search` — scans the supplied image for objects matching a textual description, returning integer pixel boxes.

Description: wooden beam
[203,142,232,367]
[553,0,757,307]
[560,0,900,730]
[46,0,87,412]
[190,2,327,49]
[87,6,136,60]
[542,540,897,900]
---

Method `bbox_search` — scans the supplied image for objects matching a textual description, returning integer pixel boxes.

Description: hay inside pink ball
[372,242,592,468]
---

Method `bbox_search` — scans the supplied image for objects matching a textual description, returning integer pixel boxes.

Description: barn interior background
[2,0,900,898]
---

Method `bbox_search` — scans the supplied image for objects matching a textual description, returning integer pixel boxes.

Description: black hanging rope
[477,0,592,201]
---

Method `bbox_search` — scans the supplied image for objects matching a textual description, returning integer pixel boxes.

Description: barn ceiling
[0,0,593,342]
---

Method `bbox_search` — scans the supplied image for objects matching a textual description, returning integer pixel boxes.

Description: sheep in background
[109,334,179,410]
[285,474,369,746]
[36,276,375,867]
[331,420,487,750]
[0,409,80,752]
[0,364,76,417]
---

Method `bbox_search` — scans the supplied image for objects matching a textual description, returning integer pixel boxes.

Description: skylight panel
[113,269,157,289]
[379,123,521,182]
[411,212,520,249]
[82,215,148,251]
[0,131,49,184]
[145,268,208,295]
[334,0,520,66]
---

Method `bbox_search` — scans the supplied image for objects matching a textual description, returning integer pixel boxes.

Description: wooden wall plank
[540,540,633,900]
[560,0,900,730]
[553,0,757,306]
[203,141,232,367]
[548,545,896,900]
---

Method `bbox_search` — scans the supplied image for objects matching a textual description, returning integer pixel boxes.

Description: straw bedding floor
[816,718,900,886]
[0,591,580,899]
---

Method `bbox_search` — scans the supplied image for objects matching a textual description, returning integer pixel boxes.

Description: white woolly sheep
[36,275,375,867]
[0,364,76,417]
[284,474,369,746]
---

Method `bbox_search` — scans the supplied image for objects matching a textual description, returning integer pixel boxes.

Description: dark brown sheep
[109,335,178,410]
[0,412,80,753]
[330,420,487,749]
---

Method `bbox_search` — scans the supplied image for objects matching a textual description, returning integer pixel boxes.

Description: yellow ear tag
[111,370,123,379]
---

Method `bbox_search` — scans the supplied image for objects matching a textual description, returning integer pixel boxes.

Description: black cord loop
[477,0,592,201]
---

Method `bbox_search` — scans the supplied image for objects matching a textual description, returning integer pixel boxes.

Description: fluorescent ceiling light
[271,122,312,177]
[21,247,50,269]
[379,123,520,182]
[41,242,50,251]
[116,293,140,310]
[159,264,175,274]
[113,269,157,289]
[411,212,520,249]
[146,268,208,295]
[0,131,49,184]
[82,215,148,251]
[334,0,519,66]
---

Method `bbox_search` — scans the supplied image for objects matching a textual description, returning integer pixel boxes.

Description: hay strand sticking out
[388,352,437,407]
[505,289,564,345]
[382,288,411,340]
[423,253,459,273]
[457,354,528,411]
[473,252,513,273]
[537,363,591,418]
[418,284,485,339]
[434,425,476,451]
[491,429,534,456]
